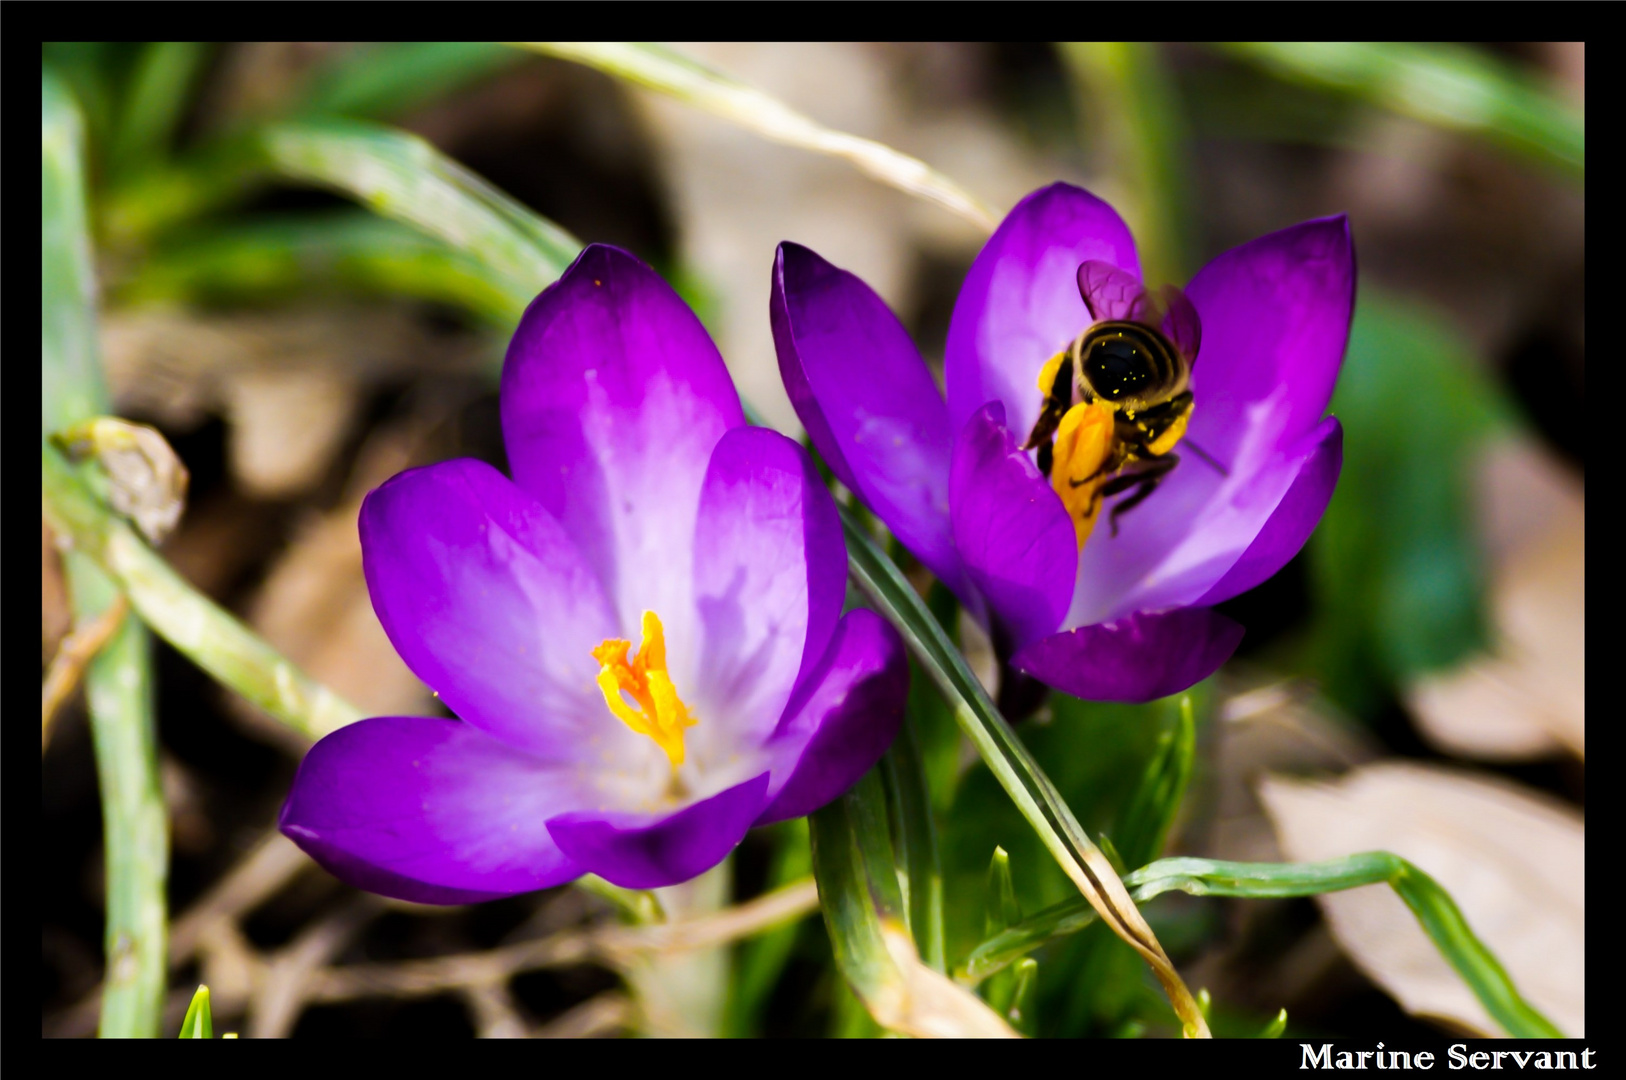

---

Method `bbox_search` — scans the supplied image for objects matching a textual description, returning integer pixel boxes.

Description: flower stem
[44,70,168,1037]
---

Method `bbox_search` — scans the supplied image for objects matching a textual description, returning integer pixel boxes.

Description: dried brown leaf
[1259,762,1583,1036]
[1407,439,1584,759]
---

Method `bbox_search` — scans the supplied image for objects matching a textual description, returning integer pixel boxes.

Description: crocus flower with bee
[773,183,1352,704]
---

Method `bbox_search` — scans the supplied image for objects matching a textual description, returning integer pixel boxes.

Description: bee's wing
[1155,284,1202,364]
[1076,260,1147,323]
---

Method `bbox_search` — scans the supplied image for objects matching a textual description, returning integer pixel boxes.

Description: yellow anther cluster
[592,611,697,769]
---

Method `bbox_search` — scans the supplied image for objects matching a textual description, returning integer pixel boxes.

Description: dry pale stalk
[42,594,130,752]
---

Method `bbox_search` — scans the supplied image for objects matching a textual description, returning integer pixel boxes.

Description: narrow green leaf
[962,852,1563,1038]
[119,212,531,327]
[1112,693,1198,871]
[293,42,522,121]
[42,444,363,742]
[1006,958,1038,1037]
[258,118,580,295]
[1257,1008,1288,1039]
[109,42,208,178]
[881,716,946,972]
[519,42,999,231]
[984,847,1020,938]
[179,985,213,1039]
[44,70,169,1040]
[809,777,907,1031]
[1218,42,1584,180]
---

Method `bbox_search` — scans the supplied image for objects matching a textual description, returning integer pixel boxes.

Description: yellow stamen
[1051,400,1117,549]
[591,611,697,769]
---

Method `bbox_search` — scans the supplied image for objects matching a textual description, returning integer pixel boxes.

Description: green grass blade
[881,716,947,971]
[519,42,999,231]
[962,852,1563,1038]
[1058,42,1194,284]
[259,118,581,295]
[838,504,1209,1036]
[809,776,908,1033]
[44,70,169,1039]
[109,42,209,178]
[1218,42,1583,180]
[119,212,531,327]
[1110,694,1197,871]
[178,985,213,1039]
[293,42,522,120]
[42,444,363,742]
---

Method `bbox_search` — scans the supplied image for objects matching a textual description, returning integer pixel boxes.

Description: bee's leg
[1099,454,1180,536]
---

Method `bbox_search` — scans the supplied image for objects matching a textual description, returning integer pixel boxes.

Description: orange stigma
[591,611,697,769]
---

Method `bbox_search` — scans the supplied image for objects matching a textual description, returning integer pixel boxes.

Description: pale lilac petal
[1183,216,1355,467]
[772,242,976,605]
[546,773,772,889]
[1066,413,1337,625]
[1197,418,1343,606]
[949,404,1075,648]
[688,427,846,755]
[756,609,908,826]
[946,183,1140,442]
[1011,608,1244,704]
[280,716,587,904]
[361,458,654,766]
[501,243,744,673]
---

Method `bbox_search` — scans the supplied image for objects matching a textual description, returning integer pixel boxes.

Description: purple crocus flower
[280,244,907,900]
[773,183,1351,703]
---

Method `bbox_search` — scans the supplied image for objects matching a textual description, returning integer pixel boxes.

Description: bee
[1023,260,1225,546]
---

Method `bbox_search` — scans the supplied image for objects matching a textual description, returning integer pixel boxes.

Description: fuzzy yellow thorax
[592,611,697,769]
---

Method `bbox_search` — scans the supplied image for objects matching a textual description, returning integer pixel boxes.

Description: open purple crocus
[773,182,1351,703]
[280,244,907,900]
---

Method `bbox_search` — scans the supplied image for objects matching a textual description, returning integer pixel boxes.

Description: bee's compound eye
[1083,333,1154,401]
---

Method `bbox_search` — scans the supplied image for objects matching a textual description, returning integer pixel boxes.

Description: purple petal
[1012,608,1244,704]
[1183,216,1355,467]
[950,403,1076,648]
[1197,417,1343,606]
[280,716,587,904]
[689,426,846,755]
[756,608,909,826]
[772,243,975,606]
[1065,409,1339,624]
[946,183,1140,442]
[547,773,771,889]
[501,243,744,660]
[361,458,656,765]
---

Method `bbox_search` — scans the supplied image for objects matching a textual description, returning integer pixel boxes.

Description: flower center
[591,610,698,770]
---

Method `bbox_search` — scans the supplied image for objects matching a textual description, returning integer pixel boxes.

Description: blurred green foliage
[1305,293,1515,716]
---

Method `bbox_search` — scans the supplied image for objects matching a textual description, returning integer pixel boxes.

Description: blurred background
[42,42,1583,1039]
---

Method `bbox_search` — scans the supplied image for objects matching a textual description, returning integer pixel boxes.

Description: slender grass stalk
[44,70,168,1038]
[963,852,1563,1039]
[42,445,363,741]
[517,42,999,231]
[1218,42,1584,181]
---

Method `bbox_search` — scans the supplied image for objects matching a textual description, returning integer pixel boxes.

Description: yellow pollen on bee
[1051,400,1117,549]
[591,610,697,770]
[1035,350,1068,395]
